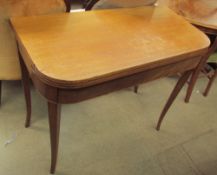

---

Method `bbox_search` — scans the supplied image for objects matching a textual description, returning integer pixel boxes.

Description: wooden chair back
[86,0,157,11]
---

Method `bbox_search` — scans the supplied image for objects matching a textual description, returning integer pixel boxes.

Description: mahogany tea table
[11,7,209,173]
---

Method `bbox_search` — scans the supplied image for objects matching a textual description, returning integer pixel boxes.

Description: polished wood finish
[14,0,70,127]
[86,0,157,93]
[11,7,209,89]
[18,50,32,128]
[0,0,70,108]
[156,70,192,130]
[11,7,210,173]
[25,55,201,105]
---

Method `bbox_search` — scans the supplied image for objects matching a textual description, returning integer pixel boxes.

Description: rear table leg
[18,51,32,128]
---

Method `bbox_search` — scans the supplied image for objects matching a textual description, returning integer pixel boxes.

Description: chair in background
[86,0,157,10]
[157,0,217,100]
[0,0,71,106]
[85,0,99,10]
[203,61,217,97]
[155,0,217,130]
[201,35,217,97]
[82,0,92,9]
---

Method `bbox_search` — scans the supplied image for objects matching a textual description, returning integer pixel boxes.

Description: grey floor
[0,76,217,175]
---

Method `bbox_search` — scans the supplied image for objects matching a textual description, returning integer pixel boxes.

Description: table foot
[134,85,139,93]
[18,51,32,128]
[48,102,61,174]
[156,71,192,131]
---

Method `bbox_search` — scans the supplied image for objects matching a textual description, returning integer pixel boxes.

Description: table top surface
[158,0,217,32]
[11,6,209,88]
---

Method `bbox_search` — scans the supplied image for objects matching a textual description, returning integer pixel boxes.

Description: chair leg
[156,70,192,131]
[203,70,217,97]
[18,51,32,128]
[185,36,217,103]
[85,0,100,10]
[134,85,139,93]
[184,69,200,103]
[0,80,2,106]
[64,0,71,12]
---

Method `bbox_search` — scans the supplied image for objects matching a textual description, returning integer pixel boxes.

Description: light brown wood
[158,0,217,34]
[0,0,67,81]
[31,55,201,104]
[12,7,211,173]
[11,7,209,88]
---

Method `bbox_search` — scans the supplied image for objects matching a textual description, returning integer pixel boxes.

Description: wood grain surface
[11,6,210,88]
[158,0,217,32]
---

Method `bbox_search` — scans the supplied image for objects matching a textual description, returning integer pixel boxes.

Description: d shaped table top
[158,0,217,33]
[11,6,209,88]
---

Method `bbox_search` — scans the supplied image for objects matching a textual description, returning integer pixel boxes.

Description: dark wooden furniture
[11,7,209,174]
[158,0,217,101]
[85,0,157,11]
[64,0,72,12]
[84,0,99,10]
[203,62,217,96]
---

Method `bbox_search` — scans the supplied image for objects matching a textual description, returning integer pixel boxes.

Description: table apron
[30,56,201,104]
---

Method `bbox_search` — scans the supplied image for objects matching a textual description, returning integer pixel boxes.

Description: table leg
[185,36,217,103]
[156,70,192,131]
[48,101,61,174]
[18,51,32,128]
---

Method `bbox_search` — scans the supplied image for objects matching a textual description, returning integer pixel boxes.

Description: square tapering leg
[48,102,61,174]
[156,70,192,130]
[18,51,32,128]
